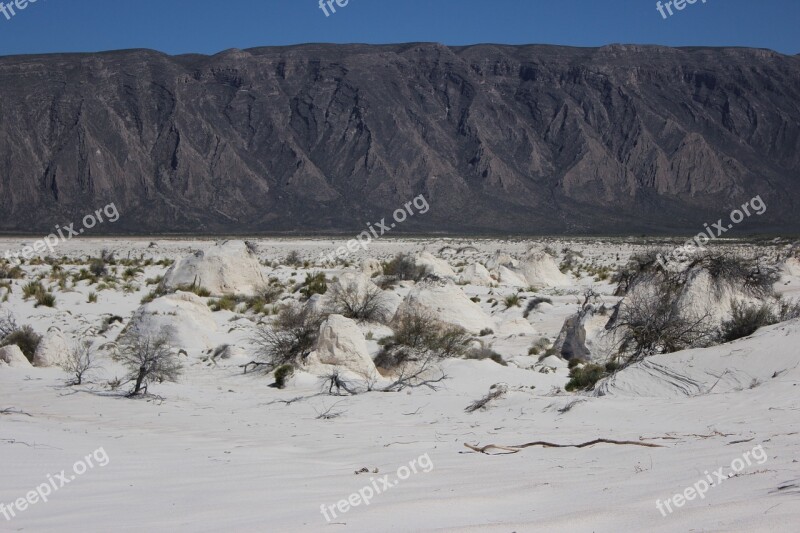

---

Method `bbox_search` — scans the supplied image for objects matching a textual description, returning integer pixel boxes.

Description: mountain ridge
[0,43,798,235]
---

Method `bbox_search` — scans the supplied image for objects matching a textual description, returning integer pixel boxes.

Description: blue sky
[0,0,797,56]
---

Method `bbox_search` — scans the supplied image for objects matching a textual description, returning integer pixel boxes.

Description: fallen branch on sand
[464,438,665,454]
[0,407,32,417]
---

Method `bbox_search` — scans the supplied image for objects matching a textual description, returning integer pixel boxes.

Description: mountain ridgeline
[0,43,798,235]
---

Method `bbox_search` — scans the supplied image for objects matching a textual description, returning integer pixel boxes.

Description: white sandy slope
[2,328,798,532]
[0,237,799,532]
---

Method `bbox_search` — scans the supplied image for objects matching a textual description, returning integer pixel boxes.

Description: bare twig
[0,407,33,417]
[464,438,665,455]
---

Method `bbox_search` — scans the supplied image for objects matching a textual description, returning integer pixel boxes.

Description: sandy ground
[1,237,799,532]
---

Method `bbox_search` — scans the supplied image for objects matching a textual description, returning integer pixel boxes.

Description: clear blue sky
[0,0,798,57]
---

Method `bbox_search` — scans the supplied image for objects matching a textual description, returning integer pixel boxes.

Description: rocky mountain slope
[0,43,798,234]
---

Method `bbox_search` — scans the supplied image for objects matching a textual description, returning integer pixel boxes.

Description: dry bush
[382,253,425,281]
[610,281,713,366]
[114,330,182,396]
[0,324,41,363]
[375,308,471,369]
[248,306,326,371]
[328,279,390,323]
[61,339,101,386]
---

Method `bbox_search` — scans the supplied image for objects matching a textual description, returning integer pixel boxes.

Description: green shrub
[565,363,607,392]
[504,294,521,309]
[719,301,776,343]
[273,364,295,389]
[382,254,425,281]
[0,325,41,363]
[299,272,327,299]
[35,291,56,308]
[87,292,98,303]
[209,294,239,312]
[0,264,24,279]
[22,281,44,299]
[465,347,507,366]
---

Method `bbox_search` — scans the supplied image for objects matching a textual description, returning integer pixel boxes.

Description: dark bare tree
[115,330,182,396]
[328,279,390,323]
[610,283,713,366]
[61,339,101,386]
[246,306,325,373]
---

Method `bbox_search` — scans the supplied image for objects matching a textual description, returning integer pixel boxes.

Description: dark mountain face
[0,43,798,235]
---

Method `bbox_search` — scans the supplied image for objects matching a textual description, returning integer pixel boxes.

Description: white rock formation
[360,258,383,278]
[485,252,518,271]
[496,318,536,336]
[121,292,218,356]
[394,277,495,333]
[513,250,570,287]
[782,256,800,277]
[459,264,494,286]
[496,266,529,287]
[415,252,457,279]
[0,345,31,368]
[307,315,378,375]
[161,240,266,296]
[552,306,615,361]
[33,327,70,367]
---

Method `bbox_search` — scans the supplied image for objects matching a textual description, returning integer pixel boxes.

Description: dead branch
[0,407,33,417]
[465,384,508,413]
[464,438,665,454]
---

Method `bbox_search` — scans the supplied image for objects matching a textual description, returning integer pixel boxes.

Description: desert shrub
[251,307,325,369]
[375,309,471,368]
[777,298,800,321]
[0,311,16,339]
[559,249,584,273]
[610,281,713,366]
[35,291,56,308]
[382,253,425,281]
[285,250,302,266]
[61,339,100,386]
[719,299,800,343]
[273,364,295,389]
[122,267,143,280]
[465,347,507,366]
[528,337,550,356]
[523,296,552,318]
[611,248,667,296]
[22,281,44,299]
[299,272,328,300]
[0,264,24,279]
[89,258,108,277]
[114,330,182,396]
[328,279,389,322]
[209,294,239,312]
[479,328,494,337]
[0,325,41,363]
[504,294,521,308]
[87,292,98,303]
[719,301,775,342]
[565,363,606,392]
[688,253,779,298]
